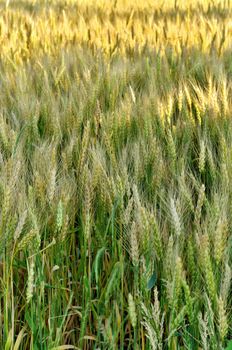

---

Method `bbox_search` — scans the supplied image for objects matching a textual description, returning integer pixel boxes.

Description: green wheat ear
[56,200,63,232]
[128,293,137,328]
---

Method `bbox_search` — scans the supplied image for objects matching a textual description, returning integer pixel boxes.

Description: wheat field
[0,0,231,349]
